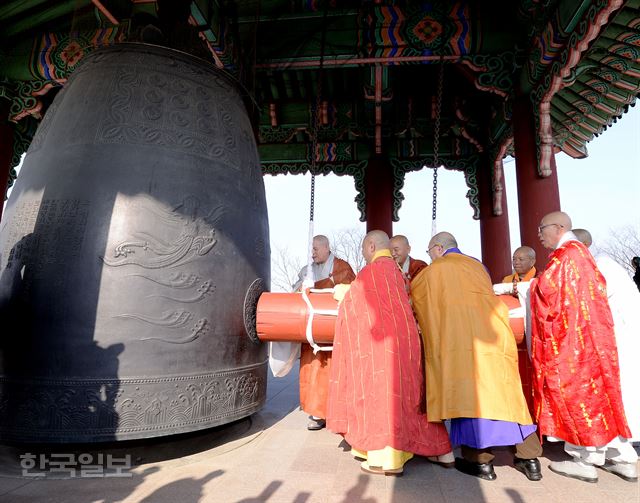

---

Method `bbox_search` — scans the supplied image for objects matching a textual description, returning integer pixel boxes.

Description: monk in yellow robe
[292,235,355,431]
[502,246,537,284]
[412,232,542,482]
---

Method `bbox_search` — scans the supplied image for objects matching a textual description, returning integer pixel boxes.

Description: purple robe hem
[450,418,537,449]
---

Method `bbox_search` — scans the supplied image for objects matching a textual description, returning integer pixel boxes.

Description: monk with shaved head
[530,213,634,483]
[360,229,390,263]
[536,211,572,250]
[390,234,427,283]
[412,231,542,482]
[327,230,453,476]
[291,234,356,431]
[425,231,458,261]
[503,246,537,283]
[571,228,592,247]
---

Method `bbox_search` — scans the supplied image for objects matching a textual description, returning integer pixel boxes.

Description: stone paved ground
[0,368,638,503]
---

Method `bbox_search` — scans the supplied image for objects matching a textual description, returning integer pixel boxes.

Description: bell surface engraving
[0,44,269,442]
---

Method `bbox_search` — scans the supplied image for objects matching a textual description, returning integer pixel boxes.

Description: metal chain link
[433,59,444,168]
[431,56,444,230]
[431,168,438,222]
[304,3,329,285]
[309,91,322,221]
[309,170,316,221]
[308,5,329,224]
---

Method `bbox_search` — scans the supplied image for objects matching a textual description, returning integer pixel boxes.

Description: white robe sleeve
[268,342,301,377]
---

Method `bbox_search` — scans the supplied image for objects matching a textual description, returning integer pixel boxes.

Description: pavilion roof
[0,1,638,219]
[544,4,639,159]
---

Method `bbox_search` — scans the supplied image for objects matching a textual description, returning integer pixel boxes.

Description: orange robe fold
[530,240,631,446]
[299,257,355,418]
[502,266,537,284]
[327,255,451,456]
[501,266,537,418]
[313,257,356,290]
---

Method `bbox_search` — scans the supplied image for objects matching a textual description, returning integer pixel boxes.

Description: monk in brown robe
[390,235,427,283]
[293,235,355,430]
[502,246,537,283]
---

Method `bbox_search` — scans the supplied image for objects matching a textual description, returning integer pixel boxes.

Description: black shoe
[514,457,542,481]
[454,457,497,481]
[307,418,326,431]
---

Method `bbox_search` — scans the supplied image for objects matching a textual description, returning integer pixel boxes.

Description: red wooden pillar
[513,96,560,270]
[364,156,393,236]
[0,102,14,222]
[478,159,512,283]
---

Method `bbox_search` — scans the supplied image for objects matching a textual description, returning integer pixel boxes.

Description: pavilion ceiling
[0,0,638,220]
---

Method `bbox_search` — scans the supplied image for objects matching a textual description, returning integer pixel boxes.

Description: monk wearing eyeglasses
[530,211,635,483]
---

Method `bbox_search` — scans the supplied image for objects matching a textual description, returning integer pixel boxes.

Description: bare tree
[594,223,640,275]
[270,246,304,292]
[330,227,366,273]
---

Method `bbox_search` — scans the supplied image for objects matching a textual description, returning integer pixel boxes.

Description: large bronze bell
[0,44,269,442]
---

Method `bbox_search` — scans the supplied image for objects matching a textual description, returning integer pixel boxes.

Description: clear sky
[264,104,640,272]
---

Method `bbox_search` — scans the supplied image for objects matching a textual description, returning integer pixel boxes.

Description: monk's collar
[372,249,393,262]
[555,231,578,250]
[516,267,534,278]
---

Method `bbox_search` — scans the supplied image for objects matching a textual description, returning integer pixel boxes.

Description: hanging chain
[433,59,444,168]
[304,2,329,288]
[309,162,317,221]
[309,90,322,222]
[431,55,444,232]
[308,3,329,224]
[431,167,438,222]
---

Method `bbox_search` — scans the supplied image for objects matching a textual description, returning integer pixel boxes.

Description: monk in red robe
[531,211,635,483]
[390,234,427,283]
[327,230,452,476]
[293,235,355,431]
